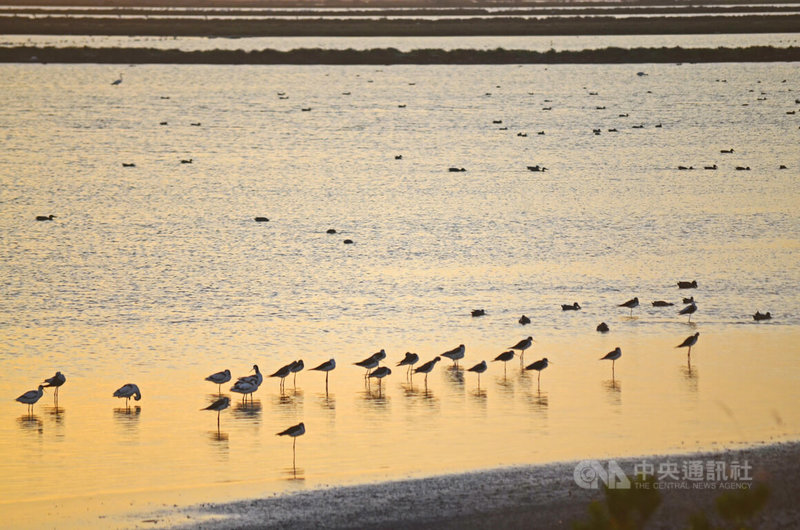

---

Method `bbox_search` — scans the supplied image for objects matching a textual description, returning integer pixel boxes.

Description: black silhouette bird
[561,302,581,311]
[677,332,700,356]
[619,297,639,316]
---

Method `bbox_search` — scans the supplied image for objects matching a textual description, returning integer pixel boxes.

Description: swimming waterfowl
[35,215,55,221]
[753,311,772,321]
[471,309,485,317]
[519,315,531,325]
[254,217,269,222]
[652,300,674,307]
[561,302,581,311]
[677,280,698,289]
[596,322,610,333]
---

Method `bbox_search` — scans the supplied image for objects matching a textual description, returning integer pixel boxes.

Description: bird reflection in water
[276,388,304,409]
[681,362,699,393]
[361,387,391,408]
[527,390,549,412]
[316,392,335,411]
[494,375,516,397]
[17,414,43,433]
[603,379,622,408]
[445,365,465,387]
[208,429,229,445]
[44,405,65,426]
[113,406,141,436]
[282,466,305,482]
[233,399,262,421]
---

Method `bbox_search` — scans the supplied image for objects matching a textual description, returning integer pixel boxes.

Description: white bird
[230,379,259,403]
[441,344,465,367]
[113,383,141,407]
[16,385,44,414]
[310,359,336,389]
[111,73,123,85]
[205,369,231,393]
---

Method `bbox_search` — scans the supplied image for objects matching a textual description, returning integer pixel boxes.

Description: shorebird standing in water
[525,358,551,388]
[355,349,386,379]
[441,344,465,367]
[493,350,515,376]
[396,352,419,378]
[677,332,700,357]
[414,356,441,387]
[272,362,299,391]
[368,366,391,394]
[289,360,304,388]
[467,360,487,388]
[202,396,230,430]
[509,336,534,364]
[619,297,639,316]
[42,371,66,403]
[310,359,336,391]
[277,422,306,469]
[205,369,231,394]
[113,383,141,408]
[600,347,622,377]
[16,385,44,415]
[679,302,697,322]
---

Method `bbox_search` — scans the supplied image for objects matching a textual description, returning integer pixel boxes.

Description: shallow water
[0,62,798,527]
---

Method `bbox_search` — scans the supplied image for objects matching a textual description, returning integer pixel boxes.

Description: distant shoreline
[3,45,800,64]
[1,14,800,37]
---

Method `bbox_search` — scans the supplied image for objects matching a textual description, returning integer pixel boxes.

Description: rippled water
[0,62,798,527]
[4,32,800,52]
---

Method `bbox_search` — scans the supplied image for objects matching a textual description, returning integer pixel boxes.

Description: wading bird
[509,336,534,364]
[467,361,487,388]
[396,352,419,377]
[677,332,700,357]
[414,356,441,386]
[441,344,465,367]
[525,358,551,388]
[202,396,230,429]
[42,371,66,402]
[493,350,515,376]
[310,359,336,390]
[600,347,622,376]
[679,302,697,322]
[113,383,141,408]
[277,422,306,469]
[16,385,44,415]
[205,369,231,394]
[619,297,639,316]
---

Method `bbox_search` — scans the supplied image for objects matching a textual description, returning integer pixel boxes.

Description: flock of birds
[12,276,776,465]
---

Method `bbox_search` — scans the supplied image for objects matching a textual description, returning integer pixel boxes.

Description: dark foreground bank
[4,45,800,64]
[161,441,800,529]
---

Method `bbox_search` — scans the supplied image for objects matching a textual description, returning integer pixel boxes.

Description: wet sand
[167,441,800,529]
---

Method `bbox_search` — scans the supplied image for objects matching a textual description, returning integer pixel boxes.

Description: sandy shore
[166,440,800,529]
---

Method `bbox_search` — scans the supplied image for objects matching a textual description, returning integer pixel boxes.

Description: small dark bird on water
[562,302,581,311]
[652,300,674,307]
[753,311,772,321]
[326,228,337,234]
[471,309,485,317]
[254,217,269,222]
[343,239,354,244]
[596,322,610,333]
[35,215,55,221]
[678,280,698,289]
[682,296,695,304]
[122,163,136,167]
[519,315,531,325]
